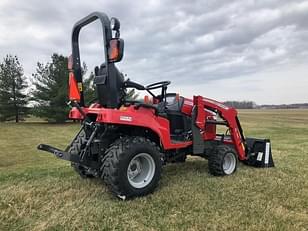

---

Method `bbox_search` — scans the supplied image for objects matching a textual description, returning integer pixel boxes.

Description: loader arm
[193,96,247,160]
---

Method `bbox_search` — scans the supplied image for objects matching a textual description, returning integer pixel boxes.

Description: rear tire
[208,145,237,176]
[69,130,95,178]
[101,136,162,199]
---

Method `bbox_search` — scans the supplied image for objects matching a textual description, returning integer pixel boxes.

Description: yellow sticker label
[78,83,83,91]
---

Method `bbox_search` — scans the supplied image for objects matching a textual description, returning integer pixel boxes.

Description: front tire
[208,145,238,176]
[101,137,162,199]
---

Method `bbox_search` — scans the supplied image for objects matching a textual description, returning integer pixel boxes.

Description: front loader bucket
[243,138,274,168]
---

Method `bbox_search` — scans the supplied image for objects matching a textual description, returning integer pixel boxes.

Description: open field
[0,109,308,230]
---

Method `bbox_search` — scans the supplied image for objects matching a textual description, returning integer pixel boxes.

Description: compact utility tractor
[38,12,274,199]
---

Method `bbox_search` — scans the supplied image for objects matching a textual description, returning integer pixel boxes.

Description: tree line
[0,53,138,123]
[224,101,257,109]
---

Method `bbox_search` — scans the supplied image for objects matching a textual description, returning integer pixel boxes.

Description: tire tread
[101,136,162,198]
[208,145,237,176]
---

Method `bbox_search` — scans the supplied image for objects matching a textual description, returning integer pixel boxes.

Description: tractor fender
[69,106,192,150]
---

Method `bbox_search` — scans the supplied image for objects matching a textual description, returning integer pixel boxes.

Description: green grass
[1,110,308,230]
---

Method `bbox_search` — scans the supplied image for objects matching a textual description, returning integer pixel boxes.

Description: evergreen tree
[31,54,69,122]
[0,55,28,122]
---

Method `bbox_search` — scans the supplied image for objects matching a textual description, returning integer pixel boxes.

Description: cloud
[0,0,307,104]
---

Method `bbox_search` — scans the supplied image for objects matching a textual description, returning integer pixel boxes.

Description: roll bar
[71,12,112,106]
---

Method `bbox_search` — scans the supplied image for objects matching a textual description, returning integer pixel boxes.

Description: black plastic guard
[244,138,274,168]
[191,106,204,154]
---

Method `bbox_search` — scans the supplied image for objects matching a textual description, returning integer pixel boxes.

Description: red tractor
[38,12,274,199]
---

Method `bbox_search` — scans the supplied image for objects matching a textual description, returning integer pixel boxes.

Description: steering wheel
[146,81,171,90]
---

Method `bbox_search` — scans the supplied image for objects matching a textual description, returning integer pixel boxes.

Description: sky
[0,0,307,104]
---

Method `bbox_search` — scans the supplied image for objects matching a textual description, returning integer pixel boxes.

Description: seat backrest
[94,63,124,108]
[165,93,184,112]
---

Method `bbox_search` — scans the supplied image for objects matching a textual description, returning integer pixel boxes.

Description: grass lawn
[0,110,308,230]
